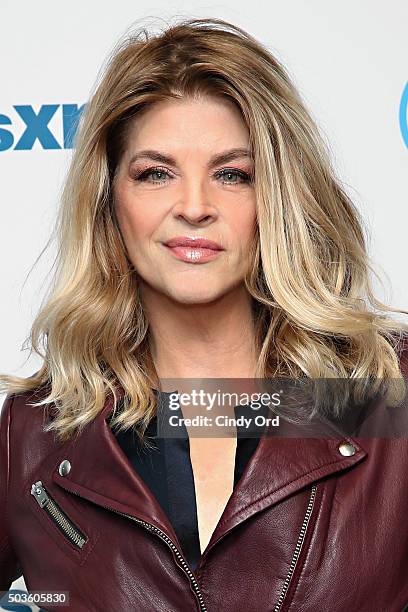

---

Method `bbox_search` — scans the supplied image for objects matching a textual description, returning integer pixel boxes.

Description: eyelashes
[132,166,253,186]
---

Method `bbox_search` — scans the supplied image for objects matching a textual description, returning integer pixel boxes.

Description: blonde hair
[1,16,407,445]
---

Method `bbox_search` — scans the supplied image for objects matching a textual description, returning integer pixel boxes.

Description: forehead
[123,96,250,154]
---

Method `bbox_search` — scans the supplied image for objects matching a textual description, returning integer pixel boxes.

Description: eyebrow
[128,147,253,169]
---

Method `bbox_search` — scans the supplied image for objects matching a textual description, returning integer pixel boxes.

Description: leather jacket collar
[40,385,368,558]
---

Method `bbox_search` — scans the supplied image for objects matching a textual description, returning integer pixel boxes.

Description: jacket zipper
[37,482,208,612]
[31,478,316,611]
[106,508,208,612]
[273,484,318,611]
[30,480,87,549]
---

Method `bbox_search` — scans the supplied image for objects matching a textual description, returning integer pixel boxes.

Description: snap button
[58,459,71,476]
[338,442,356,457]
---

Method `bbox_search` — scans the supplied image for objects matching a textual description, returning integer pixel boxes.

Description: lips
[163,236,224,250]
[162,236,225,264]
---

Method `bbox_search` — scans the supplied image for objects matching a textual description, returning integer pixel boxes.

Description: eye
[132,166,253,186]
[134,166,172,184]
[215,168,253,185]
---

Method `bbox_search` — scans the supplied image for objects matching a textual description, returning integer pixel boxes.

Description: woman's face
[113,95,257,305]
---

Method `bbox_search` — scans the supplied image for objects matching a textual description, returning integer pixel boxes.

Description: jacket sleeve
[0,393,23,589]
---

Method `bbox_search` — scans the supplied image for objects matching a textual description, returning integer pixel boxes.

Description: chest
[188,436,238,553]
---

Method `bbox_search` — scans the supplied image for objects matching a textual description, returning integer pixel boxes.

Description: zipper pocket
[273,484,318,611]
[30,480,88,550]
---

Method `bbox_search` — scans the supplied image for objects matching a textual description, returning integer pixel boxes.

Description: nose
[172,179,218,225]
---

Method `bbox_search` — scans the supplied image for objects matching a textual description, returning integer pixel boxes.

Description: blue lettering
[62,103,86,149]
[0,113,14,152]
[14,104,61,150]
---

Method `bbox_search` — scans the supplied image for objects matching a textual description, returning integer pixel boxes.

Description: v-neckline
[112,389,267,570]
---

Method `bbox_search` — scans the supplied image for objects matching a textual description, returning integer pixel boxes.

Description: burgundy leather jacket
[1,349,408,611]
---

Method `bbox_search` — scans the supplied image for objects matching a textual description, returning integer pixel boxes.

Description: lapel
[41,385,368,562]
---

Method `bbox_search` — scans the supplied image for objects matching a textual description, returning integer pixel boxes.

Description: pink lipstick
[163,236,225,264]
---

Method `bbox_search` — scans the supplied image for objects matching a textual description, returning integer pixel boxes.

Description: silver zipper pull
[29,480,87,549]
[31,480,49,508]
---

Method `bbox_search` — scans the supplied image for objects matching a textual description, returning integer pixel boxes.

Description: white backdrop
[1,0,407,606]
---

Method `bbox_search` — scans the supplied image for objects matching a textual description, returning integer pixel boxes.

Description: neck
[141,283,259,380]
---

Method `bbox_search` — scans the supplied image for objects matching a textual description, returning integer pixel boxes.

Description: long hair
[1,16,407,445]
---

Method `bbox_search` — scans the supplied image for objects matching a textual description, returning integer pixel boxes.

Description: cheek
[231,207,257,242]
[115,202,155,246]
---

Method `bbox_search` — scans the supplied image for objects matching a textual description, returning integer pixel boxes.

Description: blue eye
[136,167,170,184]
[215,168,252,185]
[134,166,253,185]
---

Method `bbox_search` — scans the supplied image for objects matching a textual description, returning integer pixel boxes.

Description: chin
[169,288,224,305]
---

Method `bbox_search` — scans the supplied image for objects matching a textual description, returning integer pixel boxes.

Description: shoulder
[1,382,59,467]
[0,384,67,512]
[1,381,52,429]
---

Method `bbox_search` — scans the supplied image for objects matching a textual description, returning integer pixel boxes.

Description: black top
[112,390,268,571]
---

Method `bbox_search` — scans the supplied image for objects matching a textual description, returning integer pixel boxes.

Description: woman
[1,16,408,612]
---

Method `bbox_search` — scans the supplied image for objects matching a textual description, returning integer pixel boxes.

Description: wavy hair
[1,16,407,445]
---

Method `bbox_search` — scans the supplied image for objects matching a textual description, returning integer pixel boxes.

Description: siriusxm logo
[1,86,408,151]
[0,104,86,151]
